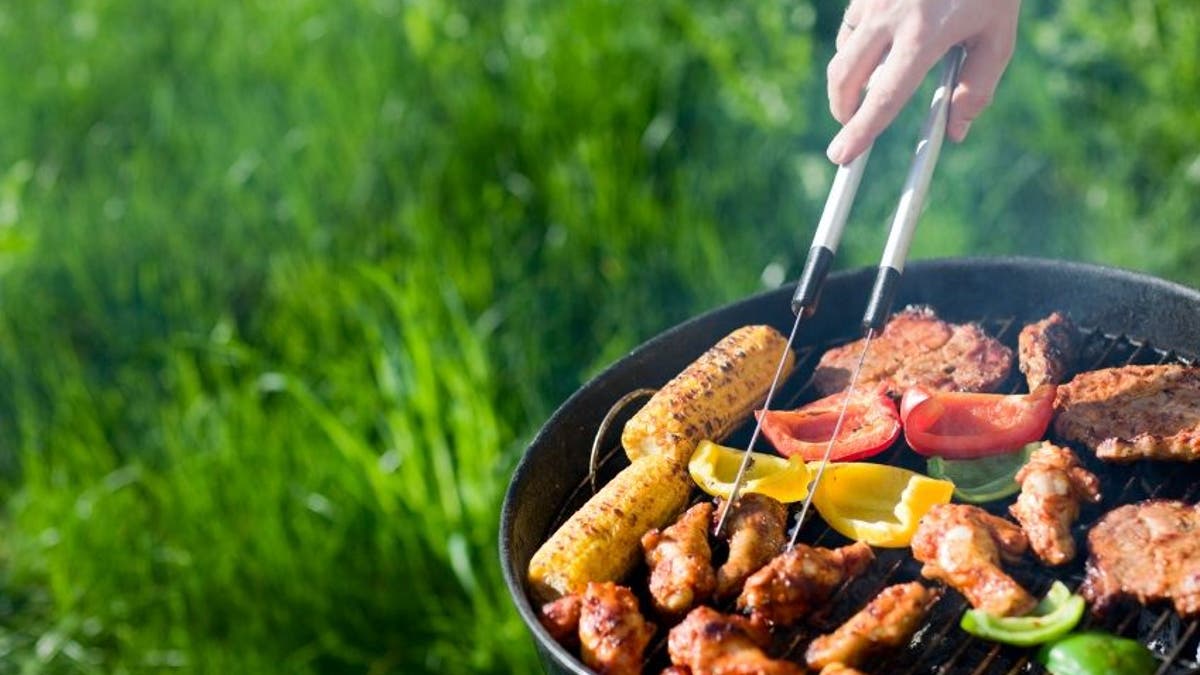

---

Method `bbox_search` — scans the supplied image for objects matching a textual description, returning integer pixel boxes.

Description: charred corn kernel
[528,453,692,603]
[622,325,795,463]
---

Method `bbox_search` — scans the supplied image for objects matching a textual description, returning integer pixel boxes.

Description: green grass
[0,0,1197,672]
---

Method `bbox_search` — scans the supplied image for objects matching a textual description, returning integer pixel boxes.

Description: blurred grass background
[0,0,1196,672]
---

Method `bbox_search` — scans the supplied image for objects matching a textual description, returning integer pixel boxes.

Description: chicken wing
[579,582,656,675]
[668,606,804,675]
[911,504,1034,616]
[1009,442,1101,565]
[642,502,717,615]
[539,593,582,647]
[713,493,788,600]
[805,582,941,670]
[738,542,874,627]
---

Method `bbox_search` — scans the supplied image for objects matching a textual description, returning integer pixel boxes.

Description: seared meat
[1054,364,1200,462]
[738,542,875,626]
[539,593,582,646]
[1018,312,1079,390]
[805,582,941,670]
[1082,500,1200,617]
[713,494,788,600]
[813,306,1012,397]
[579,582,656,675]
[911,504,1035,616]
[1009,442,1101,565]
[668,606,804,675]
[661,667,692,675]
[817,665,866,675]
[642,502,717,615]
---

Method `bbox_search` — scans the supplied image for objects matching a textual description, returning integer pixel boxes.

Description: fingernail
[826,133,847,164]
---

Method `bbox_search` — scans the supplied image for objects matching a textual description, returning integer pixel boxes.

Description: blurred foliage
[0,0,1196,672]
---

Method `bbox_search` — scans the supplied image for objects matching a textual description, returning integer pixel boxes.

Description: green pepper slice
[960,581,1084,647]
[1037,631,1157,675]
[927,443,1035,503]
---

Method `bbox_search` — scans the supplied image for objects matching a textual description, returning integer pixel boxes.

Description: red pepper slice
[900,384,1057,458]
[757,384,901,461]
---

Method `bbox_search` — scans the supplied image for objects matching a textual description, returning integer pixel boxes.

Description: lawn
[0,0,1196,673]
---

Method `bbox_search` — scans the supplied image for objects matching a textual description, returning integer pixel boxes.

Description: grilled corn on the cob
[528,453,691,602]
[621,324,795,463]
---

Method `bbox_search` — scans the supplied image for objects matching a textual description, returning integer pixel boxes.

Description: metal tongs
[715,46,967,540]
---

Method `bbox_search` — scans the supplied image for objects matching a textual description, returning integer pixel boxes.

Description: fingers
[827,21,891,125]
[836,0,868,51]
[836,22,854,51]
[827,41,942,164]
[826,0,1021,160]
[947,35,1016,142]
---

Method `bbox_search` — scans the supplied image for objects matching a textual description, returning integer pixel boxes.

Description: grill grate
[542,318,1200,674]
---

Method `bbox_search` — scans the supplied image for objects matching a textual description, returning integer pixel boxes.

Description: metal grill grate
[544,319,1200,674]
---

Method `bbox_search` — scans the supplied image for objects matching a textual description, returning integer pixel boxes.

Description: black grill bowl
[499,256,1200,675]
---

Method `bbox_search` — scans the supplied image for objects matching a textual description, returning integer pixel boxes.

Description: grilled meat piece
[1009,442,1101,565]
[539,593,582,646]
[1018,312,1078,391]
[713,494,788,600]
[817,665,867,675]
[813,306,1012,397]
[660,667,692,675]
[805,582,941,670]
[642,502,717,615]
[579,582,656,675]
[738,542,875,626]
[911,504,1035,616]
[668,606,804,675]
[1082,500,1200,617]
[1054,364,1200,462]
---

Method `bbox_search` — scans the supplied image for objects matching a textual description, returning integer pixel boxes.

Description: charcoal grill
[499,256,1200,674]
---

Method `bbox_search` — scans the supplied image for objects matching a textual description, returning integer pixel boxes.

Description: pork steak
[1081,500,1200,617]
[1018,312,1079,391]
[813,306,1012,397]
[1054,364,1200,462]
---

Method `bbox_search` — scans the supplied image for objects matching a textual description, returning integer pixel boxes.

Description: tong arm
[863,46,966,331]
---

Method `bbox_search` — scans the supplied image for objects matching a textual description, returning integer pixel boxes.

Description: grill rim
[498,255,1200,675]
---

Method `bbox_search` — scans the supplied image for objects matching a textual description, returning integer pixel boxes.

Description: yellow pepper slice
[808,462,954,548]
[688,440,811,503]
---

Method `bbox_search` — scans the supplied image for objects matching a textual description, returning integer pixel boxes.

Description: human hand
[826,0,1021,165]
